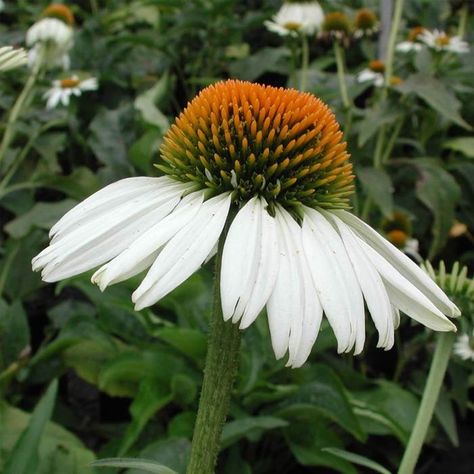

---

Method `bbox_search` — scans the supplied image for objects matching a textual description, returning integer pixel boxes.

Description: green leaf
[357,167,394,217]
[398,74,471,130]
[0,299,30,371]
[0,399,95,474]
[91,458,177,474]
[435,390,459,447]
[157,327,207,362]
[276,365,365,441]
[4,200,77,238]
[413,158,461,258]
[443,137,474,158]
[221,416,288,449]
[3,380,58,474]
[322,448,391,474]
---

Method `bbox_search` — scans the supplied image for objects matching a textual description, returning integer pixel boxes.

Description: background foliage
[0,1,473,473]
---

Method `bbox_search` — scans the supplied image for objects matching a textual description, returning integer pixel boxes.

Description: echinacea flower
[320,11,351,44]
[453,331,474,361]
[396,26,426,53]
[32,80,458,367]
[419,29,469,53]
[43,74,98,109]
[26,3,75,70]
[265,1,324,37]
[0,46,28,72]
[357,59,385,87]
[381,211,420,262]
[353,8,379,38]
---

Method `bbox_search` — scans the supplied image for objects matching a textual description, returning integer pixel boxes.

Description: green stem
[398,332,456,474]
[458,4,468,39]
[187,210,241,474]
[384,0,405,92]
[289,39,298,89]
[381,117,404,165]
[334,41,351,110]
[300,34,309,91]
[0,47,44,167]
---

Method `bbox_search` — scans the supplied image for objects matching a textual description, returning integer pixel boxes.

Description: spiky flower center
[369,60,385,73]
[408,26,425,42]
[283,21,303,31]
[43,4,75,26]
[435,34,451,47]
[322,12,351,34]
[60,77,80,88]
[354,9,377,30]
[159,80,353,210]
[387,229,408,248]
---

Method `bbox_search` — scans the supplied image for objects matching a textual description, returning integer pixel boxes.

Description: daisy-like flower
[26,3,75,70]
[319,11,352,44]
[357,59,385,87]
[0,46,28,72]
[32,80,458,367]
[453,331,474,361]
[265,1,324,37]
[396,26,426,53]
[419,29,469,53]
[353,8,379,39]
[381,211,420,262]
[43,74,98,109]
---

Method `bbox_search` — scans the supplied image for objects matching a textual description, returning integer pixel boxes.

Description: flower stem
[384,0,405,90]
[0,47,44,167]
[334,41,350,110]
[300,35,309,91]
[398,332,456,474]
[458,4,469,39]
[187,210,241,474]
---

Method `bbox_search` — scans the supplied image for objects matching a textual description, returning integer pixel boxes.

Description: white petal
[324,212,394,349]
[274,206,323,367]
[132,193,232,310]
[335,210,460,317]
[357,238,456,332]
[91,190,205,290]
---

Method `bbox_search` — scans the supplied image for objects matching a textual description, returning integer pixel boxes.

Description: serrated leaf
[322,448,391,474]
[398,74,471,130]
[443,137,474,158]
[357,167,394,217]
[91,457,177,474]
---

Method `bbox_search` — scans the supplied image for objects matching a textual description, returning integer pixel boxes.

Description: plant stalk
[300,34,309,91]
[334,41,351,110]
[0,47,44,167]
[398,332,456,474]
[384,0,405,91]
[458,4,469,39]
[186,210,241,474]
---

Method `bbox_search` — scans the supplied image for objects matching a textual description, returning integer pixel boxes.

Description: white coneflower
[419,29,469,53]
[26,3,75,70]
[43,74,98,109]
[357,59,385,87]
[319,11,352,44]
[396,26,426,53]
[453,332,474,361]
[33,80,458,368]
[0,46,28,72]
[353,8,379,39]
[265,1,324,37]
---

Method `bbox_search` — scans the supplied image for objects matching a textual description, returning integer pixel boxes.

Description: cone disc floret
[42,3,75,26]
[159,80,353,210]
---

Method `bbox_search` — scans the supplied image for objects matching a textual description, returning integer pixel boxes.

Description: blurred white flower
[353,8,379,39]
[26,4,75,70]
[396,26,426,53]
[43,75,98,109]
[265,1,324,37]
[453,331,474,361]
[0,46,28,72]
[420,29,469,53]
[357,60,386,87]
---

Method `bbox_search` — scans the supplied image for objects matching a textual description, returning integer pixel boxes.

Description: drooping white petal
[357,237,456,332]
[335,210,460,317]
[266,208,301,359]
[323,211,394,350]
[274,206,323,368]
[220,197,279,329]
[132,193,232,310]
[33,184,187,281]
[49,176,186,239]
[303,208,366,354]
[91,191,205,290]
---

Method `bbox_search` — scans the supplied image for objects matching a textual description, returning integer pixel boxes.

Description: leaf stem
[300,34,309,91]
[398,332,456,474]
[334,41,351,110]
[186,209,241,474]
[457,4,469,39]
[384,0,404,92]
